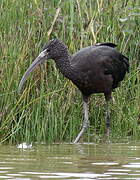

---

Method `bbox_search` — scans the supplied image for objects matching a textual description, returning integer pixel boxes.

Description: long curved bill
[18,49,48,94]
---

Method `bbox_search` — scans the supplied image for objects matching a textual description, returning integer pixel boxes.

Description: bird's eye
[46,48,50,53]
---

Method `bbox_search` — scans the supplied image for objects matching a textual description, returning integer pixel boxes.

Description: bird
[18,39,129,143]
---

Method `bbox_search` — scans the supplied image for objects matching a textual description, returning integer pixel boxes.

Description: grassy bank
[0,0,140,143]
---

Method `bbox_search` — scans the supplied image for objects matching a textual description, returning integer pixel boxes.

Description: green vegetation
[0,0,140,144]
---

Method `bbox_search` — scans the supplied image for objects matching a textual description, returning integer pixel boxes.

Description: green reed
[0,0,140,143]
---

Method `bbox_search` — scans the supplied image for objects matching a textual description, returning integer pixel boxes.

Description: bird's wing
[71,46,129,89]
[72,45,129,73]
[71,43,117,64]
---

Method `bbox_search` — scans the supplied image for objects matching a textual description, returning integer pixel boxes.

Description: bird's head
[43,39,68,60]
[18,39,68,93]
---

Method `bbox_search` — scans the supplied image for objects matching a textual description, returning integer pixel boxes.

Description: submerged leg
[104,93,112,137]
[73,96,89,143]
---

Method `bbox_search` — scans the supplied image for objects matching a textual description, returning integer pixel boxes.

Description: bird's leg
[105,100,111,137]
[73,96,89,143]
[104,93,112,137]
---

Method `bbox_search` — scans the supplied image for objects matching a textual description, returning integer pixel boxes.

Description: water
[1,142,140,179]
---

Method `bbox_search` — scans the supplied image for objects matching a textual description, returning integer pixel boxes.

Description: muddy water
[0,142,140,179]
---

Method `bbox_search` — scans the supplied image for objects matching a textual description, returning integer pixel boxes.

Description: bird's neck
[55,54,77,81]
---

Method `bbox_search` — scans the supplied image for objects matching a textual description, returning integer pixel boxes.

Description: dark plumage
[18,39,129,143]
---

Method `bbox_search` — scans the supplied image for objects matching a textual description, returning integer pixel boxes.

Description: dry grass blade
[47,7,61,37]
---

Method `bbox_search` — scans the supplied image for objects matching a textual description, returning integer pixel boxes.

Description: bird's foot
[106,128,110,137]
[73,137,80,144]
[73,129,84,144]
[73,125,88,143]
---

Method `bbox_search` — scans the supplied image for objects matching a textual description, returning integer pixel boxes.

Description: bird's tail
[95,42,117,48]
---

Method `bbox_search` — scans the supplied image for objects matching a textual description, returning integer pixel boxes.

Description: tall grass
[0,0,140,143]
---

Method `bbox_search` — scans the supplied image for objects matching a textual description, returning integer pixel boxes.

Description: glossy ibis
[18,39,129,143]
